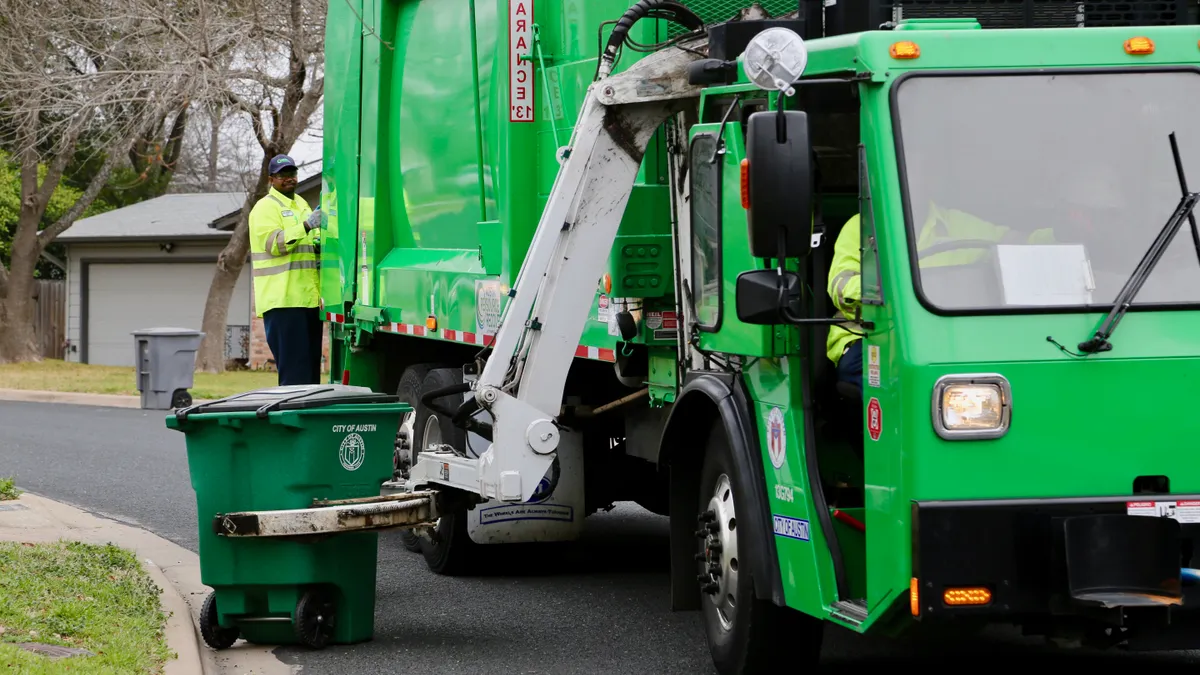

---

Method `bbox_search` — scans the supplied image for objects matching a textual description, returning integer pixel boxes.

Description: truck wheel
[396,364,437,553]
[697,422,823,674]
[414,368,478,575]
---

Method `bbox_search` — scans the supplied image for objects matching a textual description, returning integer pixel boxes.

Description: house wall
[63,240,249,363]
[65,239,331,375]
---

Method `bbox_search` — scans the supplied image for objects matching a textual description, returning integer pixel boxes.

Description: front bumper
[912,494,1200,621]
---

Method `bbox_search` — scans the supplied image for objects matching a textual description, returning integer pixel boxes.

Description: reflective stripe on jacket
[824,202,1055,365]
[249,187,318,316]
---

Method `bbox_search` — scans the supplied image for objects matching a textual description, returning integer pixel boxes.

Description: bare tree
[0,0,203,362]
[193,0,327,372]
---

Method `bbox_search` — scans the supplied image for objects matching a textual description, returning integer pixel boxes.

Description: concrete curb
[0,388,215,409]
[143,557,205,675]
[0,493,292,675]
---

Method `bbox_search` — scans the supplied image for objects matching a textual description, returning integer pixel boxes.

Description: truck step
[830,598,869,626]
[212,491,439,538]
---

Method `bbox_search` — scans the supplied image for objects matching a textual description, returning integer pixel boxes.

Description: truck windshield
[894,69,1200,313]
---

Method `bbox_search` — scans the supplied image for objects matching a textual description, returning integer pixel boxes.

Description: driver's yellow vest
[825,202,1054,365]
[249,187,318,316]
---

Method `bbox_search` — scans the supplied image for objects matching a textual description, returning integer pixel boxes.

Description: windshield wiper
[1078,132,1200,354]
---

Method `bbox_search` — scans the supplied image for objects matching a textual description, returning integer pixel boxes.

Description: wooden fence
[32,279,65,360]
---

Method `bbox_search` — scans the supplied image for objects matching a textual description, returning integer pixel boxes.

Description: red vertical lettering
[516,36,527,50]
[516,70,528,83]
[517,19,526,31]
[515,2,527,14]
[517,87,527,100]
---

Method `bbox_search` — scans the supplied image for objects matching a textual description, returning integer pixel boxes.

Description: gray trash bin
[132,327,205,410]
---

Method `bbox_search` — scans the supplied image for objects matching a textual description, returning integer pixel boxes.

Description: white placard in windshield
[996,244,1094,306]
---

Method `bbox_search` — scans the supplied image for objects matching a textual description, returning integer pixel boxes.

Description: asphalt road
[2,399,1200,673]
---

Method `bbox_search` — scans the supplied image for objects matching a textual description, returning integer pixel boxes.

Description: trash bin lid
[175,384,400,419]
[131,327,204,337]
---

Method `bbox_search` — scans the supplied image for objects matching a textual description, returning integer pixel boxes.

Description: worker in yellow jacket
[249,154,322,385]
[827,202,1053,390]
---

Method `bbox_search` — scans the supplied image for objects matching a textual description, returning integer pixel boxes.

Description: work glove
[304,207,321,232]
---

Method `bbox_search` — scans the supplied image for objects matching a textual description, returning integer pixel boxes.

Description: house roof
[59,192,248,243]
[209,174,322,232]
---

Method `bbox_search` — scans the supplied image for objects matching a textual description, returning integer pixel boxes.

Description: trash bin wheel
[294,588,337,649]
[171,389,192,409]
[199,592,240,650]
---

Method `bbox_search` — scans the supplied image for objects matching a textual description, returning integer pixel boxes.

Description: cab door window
[690,133,722,330]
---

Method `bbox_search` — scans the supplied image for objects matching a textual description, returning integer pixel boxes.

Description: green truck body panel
[322,0,680,362]
[322,0,1200,644]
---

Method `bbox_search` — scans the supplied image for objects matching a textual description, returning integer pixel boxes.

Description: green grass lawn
[0,477,19,501]
[0,541,174,674]
[0,359,282,400]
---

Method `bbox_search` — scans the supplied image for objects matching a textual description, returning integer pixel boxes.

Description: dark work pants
[837,340,863,390]
[263,307,322,386]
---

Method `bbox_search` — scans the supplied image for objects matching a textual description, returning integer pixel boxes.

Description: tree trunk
[205,104,221,191]
[194,201,254,372]
[0,217,44,363]
[0,291,40,364]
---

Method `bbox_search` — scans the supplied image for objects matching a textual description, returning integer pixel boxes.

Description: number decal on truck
[509,0,535,123]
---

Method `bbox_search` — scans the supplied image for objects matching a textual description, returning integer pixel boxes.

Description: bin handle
[174,389,264,422]
[253,386,338,419]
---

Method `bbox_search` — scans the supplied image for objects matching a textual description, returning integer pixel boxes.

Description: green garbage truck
[303,0,1200,670]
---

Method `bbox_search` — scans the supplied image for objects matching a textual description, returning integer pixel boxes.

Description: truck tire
[396,364,438,553]
[696,421,823,674]
[413,368,479,576]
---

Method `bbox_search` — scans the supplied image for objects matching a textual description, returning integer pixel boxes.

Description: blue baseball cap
[268,154,297,175]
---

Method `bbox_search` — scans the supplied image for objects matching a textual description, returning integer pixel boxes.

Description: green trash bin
[165,384,410,650]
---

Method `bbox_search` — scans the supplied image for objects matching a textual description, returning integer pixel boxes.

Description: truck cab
[676,6,1200,666]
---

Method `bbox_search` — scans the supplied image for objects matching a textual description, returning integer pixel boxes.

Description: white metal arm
[408,40,706,503]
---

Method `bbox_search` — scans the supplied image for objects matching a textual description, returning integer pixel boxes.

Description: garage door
[86,262,251,366]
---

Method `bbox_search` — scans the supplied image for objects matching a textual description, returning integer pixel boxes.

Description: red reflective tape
[597,349,616,362]
[443,329,457,341]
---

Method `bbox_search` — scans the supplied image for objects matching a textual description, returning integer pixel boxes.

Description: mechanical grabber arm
[406,34,707,504]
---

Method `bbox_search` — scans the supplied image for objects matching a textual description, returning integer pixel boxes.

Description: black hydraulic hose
[420,382,470,419]
[602,0,704,65]
[453,397,494,442]
[419,382,496,443]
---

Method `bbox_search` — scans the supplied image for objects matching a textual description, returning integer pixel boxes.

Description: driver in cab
[824,151,1055,391]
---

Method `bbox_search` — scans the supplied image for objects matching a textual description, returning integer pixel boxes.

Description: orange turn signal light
[740,159,750,209]
[1125,36,1154,55]
[890,41,920,59]
[601,273,613,295]
[910,578,919,616]
[426,315,438,331]
[943,586,992,606]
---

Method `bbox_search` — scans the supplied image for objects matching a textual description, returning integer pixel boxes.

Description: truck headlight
[931,374,1012,440]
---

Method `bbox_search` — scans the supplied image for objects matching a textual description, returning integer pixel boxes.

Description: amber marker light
[890,41,920,59]
[943,587,992,606]
[1125,36,1154,55]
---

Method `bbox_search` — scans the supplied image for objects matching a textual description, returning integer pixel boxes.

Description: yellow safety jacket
[249,187,318,316]
[825,201,1054,365]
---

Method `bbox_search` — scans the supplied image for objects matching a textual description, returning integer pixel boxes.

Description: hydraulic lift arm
[406,38,707,503]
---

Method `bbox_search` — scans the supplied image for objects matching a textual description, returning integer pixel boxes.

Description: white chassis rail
[405,40,707,504]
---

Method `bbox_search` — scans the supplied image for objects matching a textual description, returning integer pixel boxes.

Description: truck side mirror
[735,269,802,325]
[744,110,813,259]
